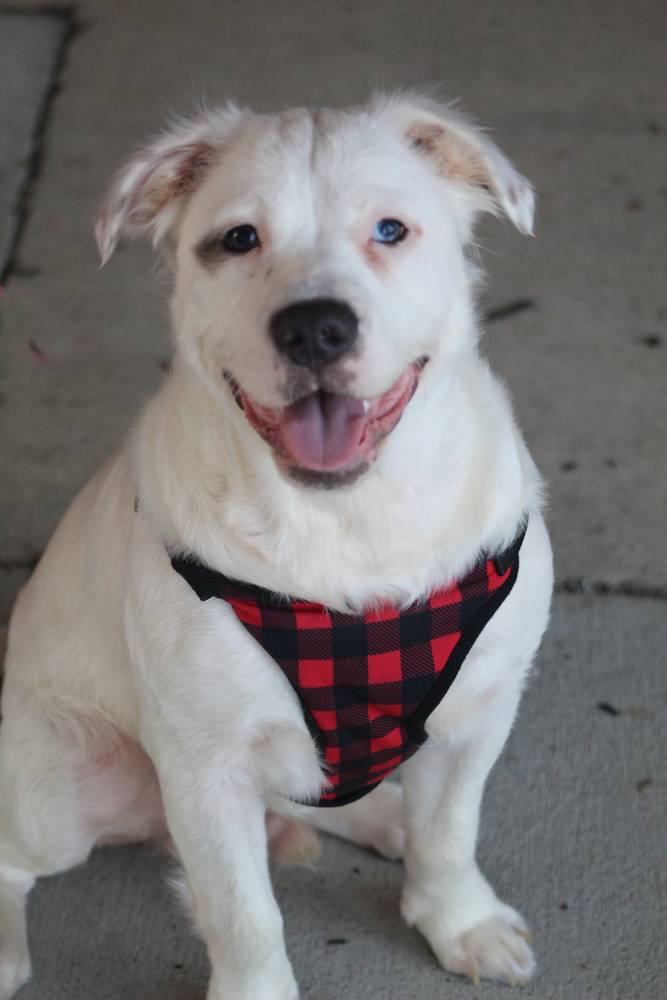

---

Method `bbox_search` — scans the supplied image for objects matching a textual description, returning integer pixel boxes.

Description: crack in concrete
[0,555,42,572]
[483,299,536,323]
[555,578,667,601]
[0,6,78,285]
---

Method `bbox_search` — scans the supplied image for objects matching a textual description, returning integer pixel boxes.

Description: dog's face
[97,96,533,488]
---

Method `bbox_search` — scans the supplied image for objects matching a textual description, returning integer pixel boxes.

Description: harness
[170,524,526,807]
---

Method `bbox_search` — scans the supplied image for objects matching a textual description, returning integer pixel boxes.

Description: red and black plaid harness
[170,524,526,807]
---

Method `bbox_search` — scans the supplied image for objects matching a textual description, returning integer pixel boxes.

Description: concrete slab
[0,11,68,279]
[15,594,665,1000]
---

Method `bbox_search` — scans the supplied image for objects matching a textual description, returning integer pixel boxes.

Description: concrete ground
[0,1,665,998]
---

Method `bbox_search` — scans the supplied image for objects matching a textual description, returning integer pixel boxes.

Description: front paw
[402,880,535,986]
[0,942,31,1000]
[429,910,534,986]
[206,957,299,1000]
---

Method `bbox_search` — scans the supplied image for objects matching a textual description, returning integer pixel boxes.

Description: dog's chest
[171,527,525,806]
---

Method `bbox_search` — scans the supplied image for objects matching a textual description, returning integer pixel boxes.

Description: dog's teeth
[363,399,371,413]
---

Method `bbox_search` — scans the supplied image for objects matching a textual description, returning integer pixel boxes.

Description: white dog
[0,93,552,1000]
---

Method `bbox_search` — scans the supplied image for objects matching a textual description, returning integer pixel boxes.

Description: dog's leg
[294,781,405,860]
[0,866,33,1000]
[0,708,102,1000]
[0,698,166,1000]
[149,749,299,1000]
[399,674,535,987]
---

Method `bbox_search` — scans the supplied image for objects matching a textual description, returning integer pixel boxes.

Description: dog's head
[97,94,533,489]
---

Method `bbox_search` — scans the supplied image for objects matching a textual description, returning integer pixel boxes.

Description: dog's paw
[0,942,31,1000]
[402,873,534,986]
[0,868,33,1000]
[428,910,535,986]
[207,964,299,1000]
[266,813,321,866]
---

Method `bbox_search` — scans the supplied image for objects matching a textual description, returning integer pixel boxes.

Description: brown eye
[222,225,260,253]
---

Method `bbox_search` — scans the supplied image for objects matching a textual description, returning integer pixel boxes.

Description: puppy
[0,94,552,1000]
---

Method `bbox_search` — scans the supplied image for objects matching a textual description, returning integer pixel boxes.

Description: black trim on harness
[169,522,528,808]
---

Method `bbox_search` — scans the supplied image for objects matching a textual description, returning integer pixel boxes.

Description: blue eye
[372,219,408,244]
[222,224,260,253]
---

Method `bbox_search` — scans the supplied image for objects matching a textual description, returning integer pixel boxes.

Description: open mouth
[224,358,428,486]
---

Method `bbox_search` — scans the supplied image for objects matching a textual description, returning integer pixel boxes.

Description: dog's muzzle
[224,354,428,489]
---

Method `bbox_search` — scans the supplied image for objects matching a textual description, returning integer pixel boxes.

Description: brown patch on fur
[363,240,390,273]
[409,123,491,191]
[134,144,217,224]
[194,230,229,270]
[98,142,219,256]
[408,122,445,153]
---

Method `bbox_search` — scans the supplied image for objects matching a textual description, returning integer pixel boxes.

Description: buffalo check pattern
[171,523,526,806]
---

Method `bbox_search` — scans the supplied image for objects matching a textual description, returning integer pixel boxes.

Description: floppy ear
[95,105,244,264]
[385,95,534,236]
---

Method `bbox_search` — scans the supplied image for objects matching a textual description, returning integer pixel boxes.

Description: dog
[0,93,552,1000]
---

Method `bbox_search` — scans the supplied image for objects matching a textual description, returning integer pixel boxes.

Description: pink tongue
[280,391,367,471]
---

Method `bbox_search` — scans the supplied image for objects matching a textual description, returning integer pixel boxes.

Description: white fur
[0,94,551,1000]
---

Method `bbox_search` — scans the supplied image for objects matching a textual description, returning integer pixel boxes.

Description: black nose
[270,298,358,370]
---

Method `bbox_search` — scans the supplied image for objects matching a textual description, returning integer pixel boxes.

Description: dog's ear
[95,106,244,265]
[385,95,534,236]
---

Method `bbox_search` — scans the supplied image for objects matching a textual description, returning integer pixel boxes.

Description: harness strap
[170,521,527,806]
